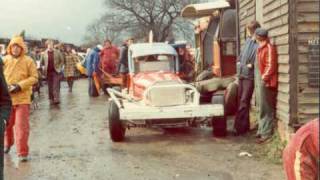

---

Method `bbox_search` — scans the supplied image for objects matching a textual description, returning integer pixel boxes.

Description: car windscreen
[133,55,176,73]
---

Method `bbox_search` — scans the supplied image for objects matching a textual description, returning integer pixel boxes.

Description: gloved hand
[8,84,21,93]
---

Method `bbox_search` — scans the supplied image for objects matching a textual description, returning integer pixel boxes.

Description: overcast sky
[0,0,105,45]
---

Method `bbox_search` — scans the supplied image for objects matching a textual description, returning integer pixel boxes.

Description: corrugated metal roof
[181,0,230,18]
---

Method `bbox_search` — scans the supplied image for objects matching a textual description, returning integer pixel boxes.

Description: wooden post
[288,0,299,125]
[235,0,240,57]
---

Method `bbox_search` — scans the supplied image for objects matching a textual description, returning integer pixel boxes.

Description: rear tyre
[108,100,125,142]
[225,82,238,115]
[211,95,227,137]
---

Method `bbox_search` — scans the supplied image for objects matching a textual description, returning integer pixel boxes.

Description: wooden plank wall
[239,0,256,47]
[296,0,320,123]
[262,0,291,124]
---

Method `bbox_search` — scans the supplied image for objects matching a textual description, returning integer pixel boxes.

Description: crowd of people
[0,35,138,164]
[84,38,134,96]
[0,36,83,166]
[0,23,318,180]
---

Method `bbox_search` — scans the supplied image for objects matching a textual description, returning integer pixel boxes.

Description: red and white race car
[107,43,225,142]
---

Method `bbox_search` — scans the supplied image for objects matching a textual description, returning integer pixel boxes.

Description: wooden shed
[237,0,319,139]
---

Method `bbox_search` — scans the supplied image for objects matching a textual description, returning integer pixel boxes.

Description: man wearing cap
[254,28,278,143]
[2,36,38,162]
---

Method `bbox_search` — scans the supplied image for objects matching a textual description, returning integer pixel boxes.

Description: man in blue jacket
[84,45,102,97]
[233,20,261,136]
[0,57,12,178]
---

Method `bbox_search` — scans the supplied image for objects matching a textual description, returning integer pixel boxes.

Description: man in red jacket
[254,28,278,143]
[100,39,119,75]
[283,119,319,180]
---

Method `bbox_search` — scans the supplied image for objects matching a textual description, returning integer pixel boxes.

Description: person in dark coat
[118,38,134,74]
[0,57,12,178]
[118,38,134,88]
[233,20,261,136]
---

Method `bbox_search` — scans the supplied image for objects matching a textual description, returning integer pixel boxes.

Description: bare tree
[84,0,199,46]
[83,16,123,46]
[102,0,196,42]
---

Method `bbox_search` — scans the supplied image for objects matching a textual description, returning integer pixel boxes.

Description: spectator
[254,28,278,143]
[118,38,134,74]
[0,56,12,177]
[84,45,102,97]
[283,119,319,180]
[233,20,261,136]
[100,39,119,75]
[2,36,38,162]
[64,45,79,92]
[118,38,134,87]
[40,40,65,105]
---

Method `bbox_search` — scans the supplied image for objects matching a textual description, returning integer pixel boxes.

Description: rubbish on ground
[238,151,253,157]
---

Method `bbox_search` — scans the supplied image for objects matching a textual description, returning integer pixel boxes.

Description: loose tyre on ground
[211,95,227,137]
[108,100,126,142]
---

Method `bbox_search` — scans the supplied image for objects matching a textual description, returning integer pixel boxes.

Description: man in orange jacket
[254,28,278,143]
[283,119,319,180]
[2,36,38,162]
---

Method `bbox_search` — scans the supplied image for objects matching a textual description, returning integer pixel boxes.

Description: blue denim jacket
[84,47,101,77]
[237,38,258,80]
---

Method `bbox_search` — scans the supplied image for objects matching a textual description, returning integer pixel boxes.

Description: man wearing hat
[254,28,278,143]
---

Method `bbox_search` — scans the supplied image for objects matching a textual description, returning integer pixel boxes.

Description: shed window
[308,39,320,88]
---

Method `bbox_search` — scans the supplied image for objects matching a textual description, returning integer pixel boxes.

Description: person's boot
[69,81,73,92]
[18,156,28,162]
[67,81,72,92]
[4,147,11,154]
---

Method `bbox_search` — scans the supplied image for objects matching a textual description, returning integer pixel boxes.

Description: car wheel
[211,95,227,137]
[225,82,238,115]
[108,100,125,142]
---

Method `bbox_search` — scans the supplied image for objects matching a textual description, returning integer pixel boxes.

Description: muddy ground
[4,79,285,180]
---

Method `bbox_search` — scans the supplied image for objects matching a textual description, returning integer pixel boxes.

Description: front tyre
[108,100,125,142]
[211,95,227,137]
